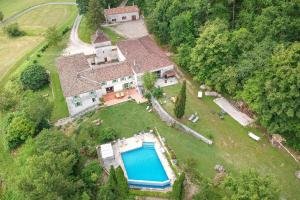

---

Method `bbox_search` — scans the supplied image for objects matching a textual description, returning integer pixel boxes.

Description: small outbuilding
[104,5,140,23]
[100,143,114,161]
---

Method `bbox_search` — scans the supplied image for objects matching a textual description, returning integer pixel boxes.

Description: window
[122,16,126,20]
[101,82,106,86]
[121,77,126,81]
[112,79,118,83]
[128,76,132,79]
[112,48,117,51]
[112,18,116,22]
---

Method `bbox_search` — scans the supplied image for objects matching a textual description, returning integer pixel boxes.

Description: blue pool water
[121,142,170,188]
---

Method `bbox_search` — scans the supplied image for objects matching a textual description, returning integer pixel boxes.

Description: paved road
[0,2,77,26]
[63,15,94,55]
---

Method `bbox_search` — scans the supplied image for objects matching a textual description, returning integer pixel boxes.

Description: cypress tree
[174,80,186,118]
[115,166,129,198]
[107,166,117,195]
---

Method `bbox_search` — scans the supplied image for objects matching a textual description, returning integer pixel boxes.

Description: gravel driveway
[106,19,149,39]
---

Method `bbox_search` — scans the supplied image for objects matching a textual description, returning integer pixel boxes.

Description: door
[132,15,136,20]
[106,87,114,93]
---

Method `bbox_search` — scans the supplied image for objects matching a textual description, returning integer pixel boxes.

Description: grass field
[85,100,300,199]
[78,16,125,44]
[0,5,77,85]
[160,84,300,199]
[0,0,75,20]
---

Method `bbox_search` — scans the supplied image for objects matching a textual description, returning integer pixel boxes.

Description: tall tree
[46,26,62,46]
[17,151,82,200]
[174,81,186,118]
[115,166,129,198]
[170,11,195,47]
[76,0,90,14]
[86,0,105,29]
[142,72,157,91]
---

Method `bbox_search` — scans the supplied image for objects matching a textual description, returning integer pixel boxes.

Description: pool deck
[100,132,176,191]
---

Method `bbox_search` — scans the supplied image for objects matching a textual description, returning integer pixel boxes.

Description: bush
[46,26,62,46]
[5,115,35,150]
[0,90,18,112]
[81,160,103,194]
[62,26,71,35]
[151,87,163,98]
[100,127,117,143]
[3,23,25,37]
[20,64,49,90]
[144,92,152,101]
[40,43,49,52]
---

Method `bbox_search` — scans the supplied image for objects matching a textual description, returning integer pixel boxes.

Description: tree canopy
[20,64,49,90]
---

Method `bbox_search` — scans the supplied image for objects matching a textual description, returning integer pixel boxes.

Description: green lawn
[160,84,300,199]
[0,0,75,20]
[0,5,77,85]
[78,16,125,44]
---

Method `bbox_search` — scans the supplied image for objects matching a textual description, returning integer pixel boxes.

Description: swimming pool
[121,142,170,188]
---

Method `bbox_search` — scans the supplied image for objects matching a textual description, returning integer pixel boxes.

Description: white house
[57,35,176,116]
[104,5,139,23]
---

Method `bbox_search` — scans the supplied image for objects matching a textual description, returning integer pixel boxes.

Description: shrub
[151,87,163,98]
[144,92,152,101]
[100,127,117,143]
[0,90,18,112]
[81,160,103,194]
[46,26,62,46]
[0,11,4,22]
[172,173,185,200]
[3,23,25,37]
[40,43,49,52]
[5,115,35,150]
[20,64,49,90]
[62,26,71,35]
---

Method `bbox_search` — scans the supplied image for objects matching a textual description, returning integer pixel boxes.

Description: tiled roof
[104,5,139,15]
[91,29,110,44]
[79,62,134,83]
[117,36,174,74]
[57,54,133,97]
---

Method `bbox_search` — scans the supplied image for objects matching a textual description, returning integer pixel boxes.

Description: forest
[130,0,300,151]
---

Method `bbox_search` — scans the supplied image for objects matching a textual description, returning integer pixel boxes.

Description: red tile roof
[117,36,174,73]
[91,29,110,44]
[104,5,139,15]
[57,54,133,97]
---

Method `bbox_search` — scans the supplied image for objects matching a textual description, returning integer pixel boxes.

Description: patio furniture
[120,92,125,97]
[198,91,203,98]
[248,132,260,141]
[188,114,195,121]
[192,116,199,123]
[171,96,177,103]
[115,93,121,98]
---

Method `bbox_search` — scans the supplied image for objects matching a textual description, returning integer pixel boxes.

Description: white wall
[93,41,111,48]
[100,75,135,94]
[106,12,139,23]
[117,47,126,62]
[95,46,118,63]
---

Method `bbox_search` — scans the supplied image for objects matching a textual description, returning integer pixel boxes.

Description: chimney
[133,59,136,66]
[108,4,110,9]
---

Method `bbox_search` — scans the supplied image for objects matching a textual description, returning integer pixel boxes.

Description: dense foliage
[222,170,279,199]
[142,72,157,91]
[20,64,49,90]
[46,26,62,46]
[3,92,52,150]
[174,81,186,118]
[139,0,300,150]
[3,23,25,37]
[76,0,122,14]
[172,172,185,200]
[86,0,105,29]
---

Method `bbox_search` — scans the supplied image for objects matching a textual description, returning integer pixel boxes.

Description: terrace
[103,88,147,106]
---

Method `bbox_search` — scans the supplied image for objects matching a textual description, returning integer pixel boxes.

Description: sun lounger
[188,114,195,121]
[248,132,260,141]
[146,106,150,110]
[192,116,199,123]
